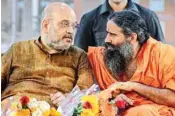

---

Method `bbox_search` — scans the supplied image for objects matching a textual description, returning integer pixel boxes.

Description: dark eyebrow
[106,30,116,35]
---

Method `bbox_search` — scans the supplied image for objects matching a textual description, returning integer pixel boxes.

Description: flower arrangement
[8,96,61,116]
[2,84,133,116]
[73,95,99,116]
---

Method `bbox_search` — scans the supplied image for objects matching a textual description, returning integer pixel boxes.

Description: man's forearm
[133,82,175,107]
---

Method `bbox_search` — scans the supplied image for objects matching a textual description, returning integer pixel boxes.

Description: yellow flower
[80,109,95,116]
[81,95,99,115]
[16,109,30,116]
[43,110,51,116]
[50,107,61,116]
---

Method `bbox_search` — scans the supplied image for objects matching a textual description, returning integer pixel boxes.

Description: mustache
[63,34,73,39]
[104,42,117,50]
[104,42,115,47]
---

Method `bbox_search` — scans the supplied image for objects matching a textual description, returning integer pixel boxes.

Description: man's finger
[53,95,65,105]
[115,95,123,101]
[53,97,62,104]
[120,94,134,105]
[50,92,62,101]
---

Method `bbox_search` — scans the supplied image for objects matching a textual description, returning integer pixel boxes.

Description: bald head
[41,2,76,21]
[40,2,77,51]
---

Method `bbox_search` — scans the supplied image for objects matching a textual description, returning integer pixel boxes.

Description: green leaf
[22,105,29,109]
[73,103,83,116]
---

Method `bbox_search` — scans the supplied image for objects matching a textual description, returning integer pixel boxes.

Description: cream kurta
[1,37,93,105]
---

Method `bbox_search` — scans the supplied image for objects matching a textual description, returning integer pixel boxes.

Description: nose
[66,26,74,34]
[105,34,112,43]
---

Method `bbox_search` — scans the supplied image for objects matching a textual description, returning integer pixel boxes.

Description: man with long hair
[89,10,175,115]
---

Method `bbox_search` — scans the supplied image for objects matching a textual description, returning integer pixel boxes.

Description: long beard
[103,42,133,78]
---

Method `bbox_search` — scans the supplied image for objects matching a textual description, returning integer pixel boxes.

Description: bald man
[1,2,93,108]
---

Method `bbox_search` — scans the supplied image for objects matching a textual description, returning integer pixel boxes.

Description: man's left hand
[108,81,137,92]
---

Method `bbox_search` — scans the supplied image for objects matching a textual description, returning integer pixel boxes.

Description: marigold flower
[16,109,30,116]
[50,107,61,116]
[43,110,51,116]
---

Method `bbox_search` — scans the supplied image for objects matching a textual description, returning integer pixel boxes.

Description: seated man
[1,2,93,107]
[88,10,175,115]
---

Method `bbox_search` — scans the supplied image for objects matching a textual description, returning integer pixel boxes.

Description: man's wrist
[131,82,140,91]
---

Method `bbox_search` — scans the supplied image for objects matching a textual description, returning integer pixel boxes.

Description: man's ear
[130,33,137,44]
[42,20,49,34]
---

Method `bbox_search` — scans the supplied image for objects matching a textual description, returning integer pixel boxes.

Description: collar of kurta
[100,0,139,15]
[34,36,68,55]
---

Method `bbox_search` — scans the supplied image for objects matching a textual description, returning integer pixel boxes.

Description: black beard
[103,42,133,78]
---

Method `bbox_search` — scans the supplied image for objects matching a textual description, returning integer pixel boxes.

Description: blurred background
[1,0,175,53]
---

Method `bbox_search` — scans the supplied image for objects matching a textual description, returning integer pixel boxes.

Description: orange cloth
[88,47,116,90]
[88,37,175,115]
[123,104,175,116]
